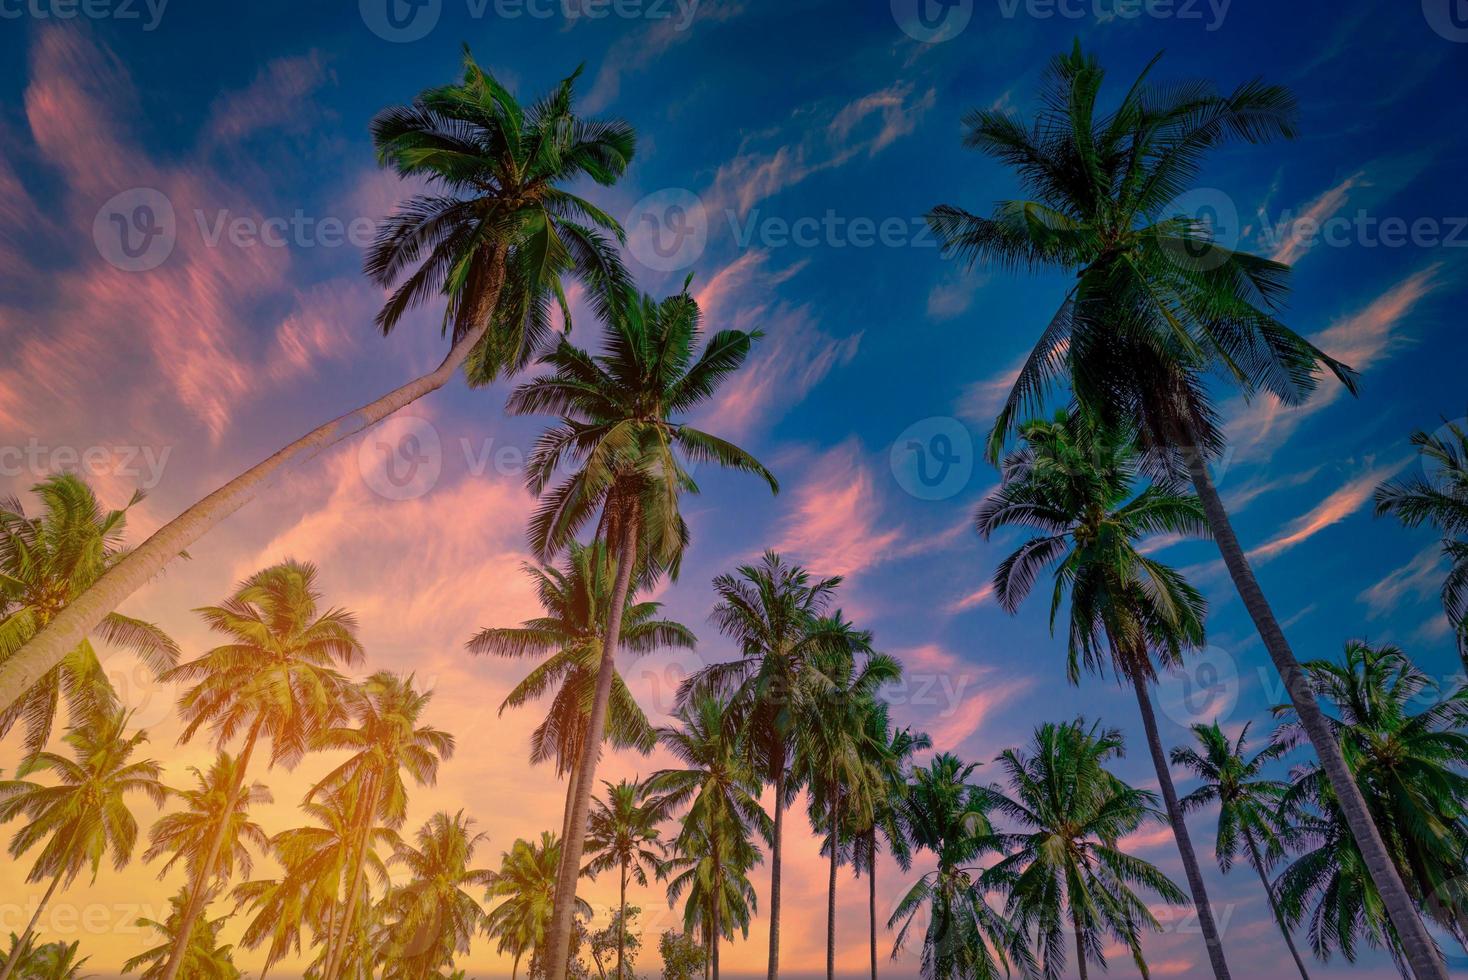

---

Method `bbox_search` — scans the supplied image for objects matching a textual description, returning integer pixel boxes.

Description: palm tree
[977,408,1232,976]
[0,934,90,979]
[679,552,845,980]
[658,825,760,980]
[122,890,241,979]
[0,51,637,727]
[156,560,363,980]
[983,720,1187,980]
[889,754,1030,980]
[468,539,695,842]
[0,474,178,755]
[581,779,664,980]
[485,833,590,980]
[311,671,455,980]
[928,42,1447,979]
[1172,722,1311,979]
[1275,641,1468,968]
[1375,415,1468,665]
[376,811,494,978]
[0,707,164,980]
[507,286,778,980]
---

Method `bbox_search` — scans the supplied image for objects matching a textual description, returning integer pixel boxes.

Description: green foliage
[656,930,705,980]
[0,934,90,979]
[121,890,240,979]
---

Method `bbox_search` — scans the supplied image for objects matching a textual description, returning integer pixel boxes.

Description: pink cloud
[773,441,901,580]
[1249,460,1409,562]
[1267,171,1363,265]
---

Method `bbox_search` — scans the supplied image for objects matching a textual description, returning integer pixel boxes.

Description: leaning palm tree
[0,51,636,729]
[982,720,1187,980]
[0,474,178,755]
[1172,722,1311,979]
[155,560,363,980]
[0,706,165,980]
[508,285,778,980]
[1375,414,1468,665]
[977,408,1231,976]
[468,539,695,842]
[678,552,846,980]
[485,833,590,980]
[122,890,241,979]
[581,779,665,980]
[928,42,1446,979]
[376,811,494,978]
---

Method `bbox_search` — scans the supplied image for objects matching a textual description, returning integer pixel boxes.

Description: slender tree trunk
[0,871,63,980]
[1244,830,1311,980]
[560,754,580,846]
[543,514,640,980]
[1184,448,1447,980]
[323,771,382,980]
[767,761,786,980]
[827,782,839,980]
[513,951,522,980]
[1130,673,1232,980]
[1073,917,1088,980]
[0,256,508,719]
[617,859,628,980]
[867,832,878,980]
[711,865,721,980]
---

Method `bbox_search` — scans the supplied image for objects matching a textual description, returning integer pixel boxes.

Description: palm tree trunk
[1183,448,1447,980]
[827,781,839,980]
[617,859,628,980]
[1130,672,1232,980]
[0,257,508,720]
[867,831,878,980]
[0,870,63,980]
[560,755,580,846]
[1073,917,1088,980]
[323,771,382,980]
[1244,830,1311,980]
[711,862,722,980]
[767,760,786,980]
[543,513,640,980]
[513,951,522,980]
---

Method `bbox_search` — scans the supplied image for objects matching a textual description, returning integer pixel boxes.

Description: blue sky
[1,1,1466,977]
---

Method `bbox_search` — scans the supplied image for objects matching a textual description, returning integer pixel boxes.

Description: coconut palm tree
[983,720,1187,980]
[889,754,1030,980]
[0,706,164,980]
[156,560,363,980]
[376,811,494,978]
[928,42,1446,979]
[485,833,590,980]
[0,51,636,728]
[1172,722,1311,979]
[678,552,846,980]
[1375,415,1468,665]
[0,935,89,979]
[122,890,241,979]
[310,672,455,980]
[0,474,178,755]
[507,286,778,980]
[581,780,665,980]
[468,539,695,842]
[977,408,1232,976]
[658,823,760,980]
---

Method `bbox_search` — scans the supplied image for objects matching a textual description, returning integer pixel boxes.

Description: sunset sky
[1,1,1465,977]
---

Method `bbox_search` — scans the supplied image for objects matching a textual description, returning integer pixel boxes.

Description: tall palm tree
[1275,641,1468,968]
[983,720,1187,980]
[1375,415,1468,665]
[485,833,590,980]
[679,552,845,980]
[0,52,636,724]
[310,672,455,980]
[507,286,778,980]
[888,754,1030,980]
[468,539,695,842]
[0,474,178,755]
[928,42,1446,979]
[376,811,494,979]
[0,707,164,980]
[977,408,1232,977]
[1172,722,1311,979]
[156,560,363,980]
[659,824,760,980]
[122,889,241,979]
[581,780,665,980]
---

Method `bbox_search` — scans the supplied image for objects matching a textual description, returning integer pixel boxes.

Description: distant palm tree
[311,672,455,980]
[581,779,664,980]
[977,408,1231,974]
[468,540,695,841]
[659,824,759,980]
[983,720,1187,980]
[0,474,178,755]
[928,41,1447,980]
[0,934,90,979]
[122,889,241,979]
[1375,415,1468,665]
[157,560,363,980]
[0,53,636,718]
[1172,722,1310,979]
[377,811,494,979]
[0,706,164,980]
[508,286,778,980]
[485,833,590,980]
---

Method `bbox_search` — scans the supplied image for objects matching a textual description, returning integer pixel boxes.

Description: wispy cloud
[1359,544,1445,618]
[1266,171,1363,265]
[773,440,901,580]
[1249,460,1409,562]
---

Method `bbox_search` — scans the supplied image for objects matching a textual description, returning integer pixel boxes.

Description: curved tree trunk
[767,761,786,980]
[867,832,878,980]
[543,514,640,980]
[1184,448,1447,980]
[560,755,581,847]
[0,871,63,980]
[1244,830,1312,980]
[826,782,839,980]
[1130,673,1232,980]
[0,261,507,721]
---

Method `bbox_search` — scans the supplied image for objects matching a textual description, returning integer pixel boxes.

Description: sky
[0,1,1466,977]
